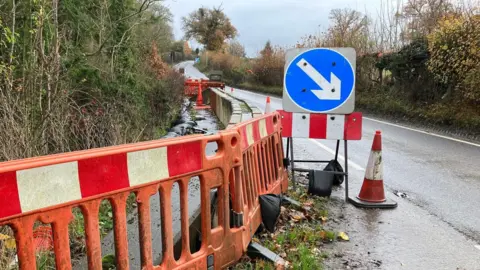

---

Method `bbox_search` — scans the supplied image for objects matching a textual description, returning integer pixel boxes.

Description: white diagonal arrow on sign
[297,58,341,100]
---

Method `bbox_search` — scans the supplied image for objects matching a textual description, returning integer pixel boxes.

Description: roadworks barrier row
[0,112,288,270]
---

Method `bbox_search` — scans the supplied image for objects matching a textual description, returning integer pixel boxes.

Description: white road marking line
[364,117,480,148]
[310,139,365,171]
[475,245,480,251]
[232,88,480,148]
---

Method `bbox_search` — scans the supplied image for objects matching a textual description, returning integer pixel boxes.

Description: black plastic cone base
[348,196,397,209]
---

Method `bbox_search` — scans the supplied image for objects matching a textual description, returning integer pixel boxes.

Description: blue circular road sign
[284,48,355,112]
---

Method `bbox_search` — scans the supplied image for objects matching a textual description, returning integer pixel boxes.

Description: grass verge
[357,91,480,137]
[230,182,347,270]
[227,81,282,97]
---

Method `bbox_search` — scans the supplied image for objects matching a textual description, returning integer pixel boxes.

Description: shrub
[376,39,442,101]
[427,15,480,100]
[252,42,285,86]
[459,66,480,104]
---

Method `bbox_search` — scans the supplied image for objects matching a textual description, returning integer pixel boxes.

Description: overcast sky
[164,0,402,56]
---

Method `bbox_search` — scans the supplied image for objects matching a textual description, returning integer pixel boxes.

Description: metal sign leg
[344,140,349,202]
[290,137,296,188]
[335,140,340,162]
[285,137,290,160]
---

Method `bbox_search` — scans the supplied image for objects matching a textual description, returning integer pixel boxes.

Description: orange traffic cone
[265,96,272,113]
[349,131,397,208]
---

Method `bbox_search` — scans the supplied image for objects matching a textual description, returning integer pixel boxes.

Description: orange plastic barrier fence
[234,112,288,234]
[0,112,287,270]
[185,79,225,97]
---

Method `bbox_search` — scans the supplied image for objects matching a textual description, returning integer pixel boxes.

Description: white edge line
[232,87,479,148]
[364,117,480,148]
[310,139,365,171]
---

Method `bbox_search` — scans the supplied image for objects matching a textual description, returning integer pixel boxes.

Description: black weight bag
[323,159,344,185]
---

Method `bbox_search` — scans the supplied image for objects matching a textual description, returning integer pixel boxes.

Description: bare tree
[324,9,372,53]
[399,0,453,41]
[227,40,246,57]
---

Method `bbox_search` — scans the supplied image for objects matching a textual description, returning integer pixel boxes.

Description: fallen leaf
[252,237,260,243]
[0,233,16,249]
[321,216,328,224]
[5,238,16,249]
[291,214,304,221]
[289,210,306,221]
[319,231,327,240]
[338,232,350,241]
[303,200,314,207]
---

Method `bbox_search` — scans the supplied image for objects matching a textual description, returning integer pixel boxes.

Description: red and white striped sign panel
[0,141,203,219]
[278,110,362,140]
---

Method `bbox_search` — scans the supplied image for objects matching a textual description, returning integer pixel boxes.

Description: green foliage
[377,39,430,80]
[357,89,480,132]
[290,244,323,270]
[171,40,185,53]
[36,251,56,270]
[0,0,184,161]
[252,42,284,86]
[200,40,284,89]
[102,254,116,270]
[182,6,237,51]
[459,66,480,103]
[427,15,480,101]
[375,39,442,101]
[230,259,275,270]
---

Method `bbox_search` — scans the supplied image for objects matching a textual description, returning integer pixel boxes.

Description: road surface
[180,61,480,269]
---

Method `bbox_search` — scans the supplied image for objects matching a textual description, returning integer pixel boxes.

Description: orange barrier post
[194,80,210,110]
[196,80,204,106]
[349,130,397,208]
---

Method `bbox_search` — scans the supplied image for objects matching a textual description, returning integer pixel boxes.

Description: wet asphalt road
[180,61,480,269]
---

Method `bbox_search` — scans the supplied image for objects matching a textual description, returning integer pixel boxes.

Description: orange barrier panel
[0,112,288,269]
[230,111,288,250]
[184,79,201,96]
[184,79,226,97]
